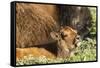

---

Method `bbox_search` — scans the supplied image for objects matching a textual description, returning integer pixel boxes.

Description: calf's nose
[76,35,80,40]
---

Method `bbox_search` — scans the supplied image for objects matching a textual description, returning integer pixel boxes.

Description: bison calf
[50,26,79,58]
[16,26,79,59]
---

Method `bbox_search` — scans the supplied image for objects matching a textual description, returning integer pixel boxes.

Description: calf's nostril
[61,32,64,36]
[76,35,80,40]
[61,32,65,39]
[76,37,79,40]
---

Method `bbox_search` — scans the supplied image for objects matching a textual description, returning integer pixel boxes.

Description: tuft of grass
[89,8,96,38]
[67,38,96,62]
[16,38,96,66]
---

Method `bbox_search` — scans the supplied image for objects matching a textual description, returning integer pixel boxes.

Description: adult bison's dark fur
[16,3,92,48]
[58,5,92,39]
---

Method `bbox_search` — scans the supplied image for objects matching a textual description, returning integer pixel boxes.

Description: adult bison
[58,5,92,39]
[16,3,92,48]
[16,3,60,48]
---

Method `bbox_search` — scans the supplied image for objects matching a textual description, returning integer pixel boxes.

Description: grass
[16,7,97,66]
[16,38,96,66]
[67,38,96,62]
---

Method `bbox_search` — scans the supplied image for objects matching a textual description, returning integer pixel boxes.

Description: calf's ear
[70,27,77,34]
[50,31,59,40]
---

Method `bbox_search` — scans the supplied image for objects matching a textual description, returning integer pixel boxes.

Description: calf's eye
[56,35,58,37]
[64,34,68,37]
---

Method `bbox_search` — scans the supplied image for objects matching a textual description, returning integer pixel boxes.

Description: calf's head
[50,26,80,58]
[60,26,80,50]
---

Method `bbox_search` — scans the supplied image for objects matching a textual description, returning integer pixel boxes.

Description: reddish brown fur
[16,48,56,60]
[60,26,78,50]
